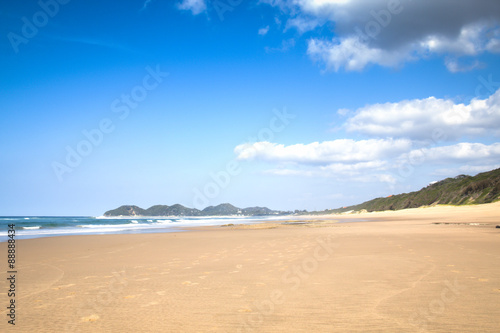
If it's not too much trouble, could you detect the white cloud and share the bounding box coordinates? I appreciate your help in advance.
[258,25,270,35]
[177,0,206,15]
[307,35,413,71]
[444,58,483,73]
[263,160,396,184]
[141,0,155,11]
[308,22,500,72]
[234,138,412,164]
[262,0,500,71]
[264,168,314,176]
[251,141,500,184]
[403,142,500,164]
[234,137,500,192]
[266,160,387,176]
[434,164,500,177]
[337,108,350,116]
[345,88,500,140]
[286,16,322,33]
[486,38,500,53]
[419,23,485,56]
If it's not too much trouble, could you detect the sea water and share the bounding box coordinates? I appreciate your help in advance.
[0,215,288,241]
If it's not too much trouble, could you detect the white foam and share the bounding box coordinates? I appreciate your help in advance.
[0,215,296,241]
[155,220,173,224]
[77,223,149,229]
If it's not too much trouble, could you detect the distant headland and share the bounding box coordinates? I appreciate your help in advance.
[104,168,500,217]
[103,203,289,217]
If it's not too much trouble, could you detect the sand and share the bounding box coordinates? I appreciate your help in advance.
[1,203,499,332]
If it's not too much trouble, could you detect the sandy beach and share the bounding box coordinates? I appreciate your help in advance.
[1,203,499,332]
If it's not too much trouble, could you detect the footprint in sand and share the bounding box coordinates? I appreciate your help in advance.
[52,284,75,290]
[182,281,199,286]
[81,314,99,322]
[238,308,252,313]
[141,301,159,308]
[134,278,151,281]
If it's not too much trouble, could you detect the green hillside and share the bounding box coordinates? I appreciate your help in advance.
[202,203,241,216]
[322,168,500,214]
[103,205,146,216]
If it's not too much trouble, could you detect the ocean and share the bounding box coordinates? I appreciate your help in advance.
[0,215,288,241]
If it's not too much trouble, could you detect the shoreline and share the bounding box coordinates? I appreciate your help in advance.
[4,201,500,242]
[1,202,499,332]
[0,215,299,242]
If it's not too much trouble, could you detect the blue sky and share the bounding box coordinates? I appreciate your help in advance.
[1,0,500,215]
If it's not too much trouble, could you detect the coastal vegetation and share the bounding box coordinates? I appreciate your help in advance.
[104,168,500,216]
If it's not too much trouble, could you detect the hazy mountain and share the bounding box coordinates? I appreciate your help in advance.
[201,203,241,216]
[104,203,283,217]
[103,205,146,216]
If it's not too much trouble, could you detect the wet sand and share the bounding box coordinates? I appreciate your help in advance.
[1,203,499,332]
